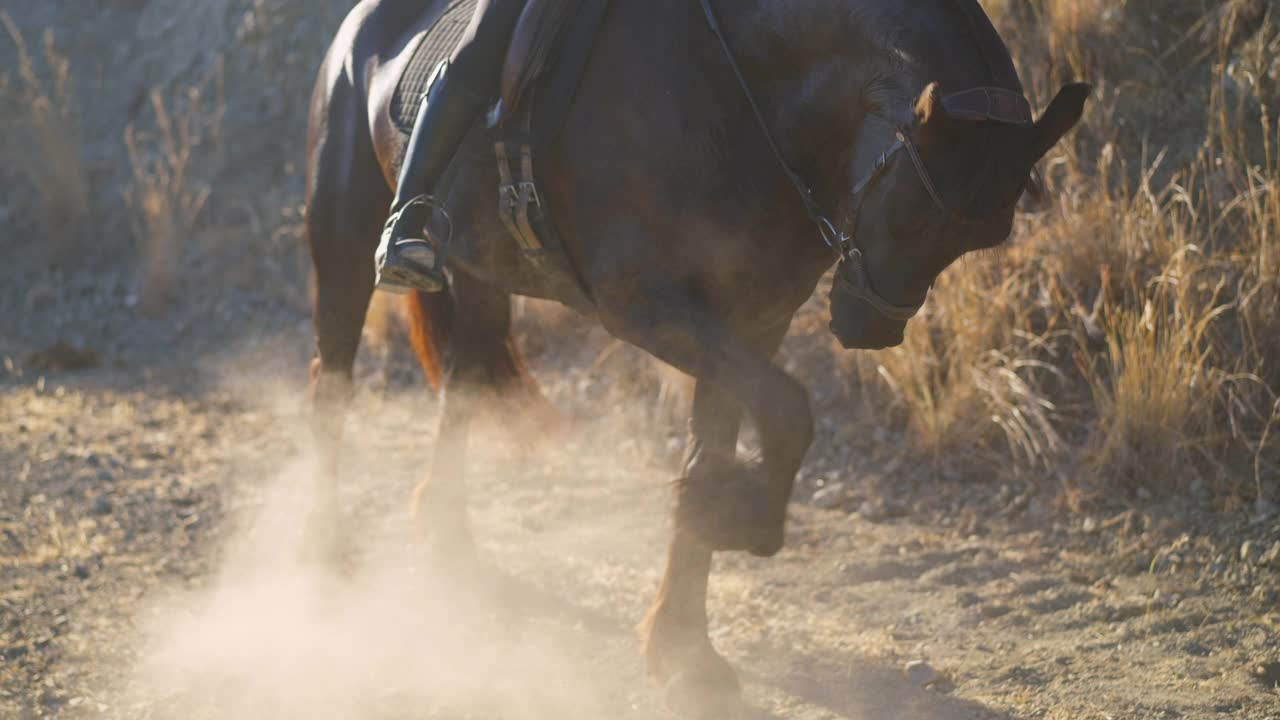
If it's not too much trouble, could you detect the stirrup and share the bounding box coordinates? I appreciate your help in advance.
[376,196,451,294]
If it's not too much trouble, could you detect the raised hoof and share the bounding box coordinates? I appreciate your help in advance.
[676,459,787,557]
[661,659,743,720]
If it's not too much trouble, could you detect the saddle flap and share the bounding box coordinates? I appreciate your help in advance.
[496,0,589,124]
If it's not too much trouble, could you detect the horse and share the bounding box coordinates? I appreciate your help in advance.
[304,0,1088,715]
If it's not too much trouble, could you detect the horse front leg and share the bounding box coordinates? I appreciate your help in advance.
[604,295,808,716]
[676,349,814,557]
[642,381,744,717]
[676,332,813,558]
[604,297,812,553]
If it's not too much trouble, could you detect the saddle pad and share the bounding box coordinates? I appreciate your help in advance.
[390,0,480,133]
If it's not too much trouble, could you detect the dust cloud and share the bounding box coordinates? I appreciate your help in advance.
[116,378,667,720]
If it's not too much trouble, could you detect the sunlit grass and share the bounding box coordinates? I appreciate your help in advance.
[847,1,1280,502]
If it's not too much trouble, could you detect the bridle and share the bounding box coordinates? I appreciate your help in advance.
[698,0,1035,322]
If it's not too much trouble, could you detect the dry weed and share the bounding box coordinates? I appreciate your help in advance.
[124,59,226,311]
[0,13,87,258]
[847,2,1280,502]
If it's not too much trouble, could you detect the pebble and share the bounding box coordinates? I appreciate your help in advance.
[979,604,1012,619]
[811,483,848,510]
[73,563,91,580]
[1241,541,1259,564]
[1252,661,1280,687]
[1189,478,1209,500]
[859,499,906,522]
[903,660,949,691]
[1183,641,1211,657]
[91,494,113,516]
[1082,516,1099,533]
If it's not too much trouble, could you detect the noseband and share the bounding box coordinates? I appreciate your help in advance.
[699,0,1034,321]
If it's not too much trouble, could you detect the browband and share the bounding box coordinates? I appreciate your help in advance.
[942,87,1034,125]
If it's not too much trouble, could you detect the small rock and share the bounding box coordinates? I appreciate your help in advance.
[2,645,28,661]
[979,604,1012,619]
[1082,516,1099,533]
[859,499,906,523]
[1189,478,1209,500]
[1184,641,1211,657]
[1251,661,1280,688]
[812,483,848,510]
[25,283,54,309]
[903,660,950,691]
[73,563,91,580]
[91,494,113,516]
[1241,541,1259,564]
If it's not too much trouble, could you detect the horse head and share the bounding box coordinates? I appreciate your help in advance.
[828,81,1091,350]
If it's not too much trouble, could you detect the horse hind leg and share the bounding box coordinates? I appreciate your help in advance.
[404,271,535,564]
[304,103,388,561]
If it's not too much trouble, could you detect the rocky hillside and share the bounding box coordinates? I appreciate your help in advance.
[1,0,349,264]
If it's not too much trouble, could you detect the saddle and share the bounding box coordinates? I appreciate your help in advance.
[391,0,611,311]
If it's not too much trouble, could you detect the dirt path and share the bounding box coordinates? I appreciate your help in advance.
[2,337,1279,720]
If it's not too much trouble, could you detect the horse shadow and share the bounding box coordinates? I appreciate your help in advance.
[739,658,1018,720]
[491,571,1020,720]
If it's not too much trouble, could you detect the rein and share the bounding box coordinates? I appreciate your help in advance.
[697,0,1034,320]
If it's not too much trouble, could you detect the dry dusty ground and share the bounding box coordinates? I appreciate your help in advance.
[2,294,1279,720]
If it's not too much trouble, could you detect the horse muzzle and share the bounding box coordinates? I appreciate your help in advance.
[828,259,922,350]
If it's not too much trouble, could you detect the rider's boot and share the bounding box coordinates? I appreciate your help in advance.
[376,65,489,294]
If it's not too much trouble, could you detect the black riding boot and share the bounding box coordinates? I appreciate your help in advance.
[376,65,489,293]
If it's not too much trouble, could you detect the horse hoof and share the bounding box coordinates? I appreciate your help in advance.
[662,663,743,720]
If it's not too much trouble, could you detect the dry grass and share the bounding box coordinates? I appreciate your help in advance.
[0,13,87,259]
[124,59,225,311]
[843,1,1280,504]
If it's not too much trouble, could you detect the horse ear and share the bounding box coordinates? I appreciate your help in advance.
[914,82,943,124]
[913,82,962,139]
[1027,82,1092,161]
[913,83,949,126]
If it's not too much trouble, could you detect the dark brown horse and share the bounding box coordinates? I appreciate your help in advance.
[305,0,1088,715]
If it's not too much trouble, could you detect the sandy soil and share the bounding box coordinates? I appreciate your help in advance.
[3,1,1278,717]
[2,293,1278,720]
